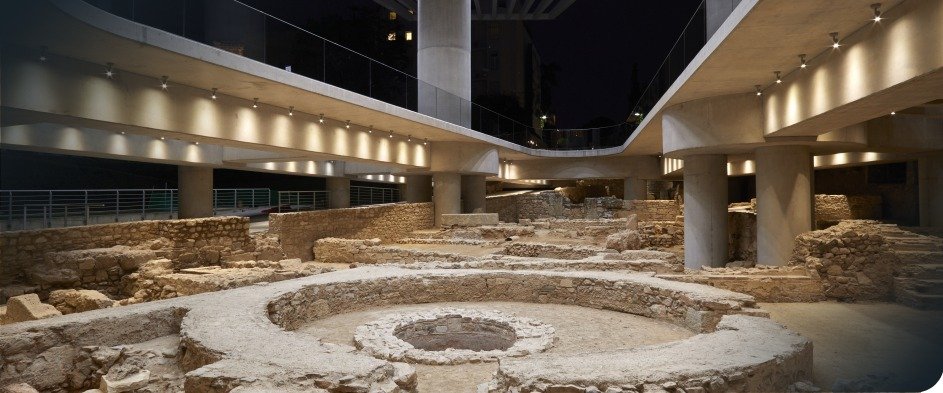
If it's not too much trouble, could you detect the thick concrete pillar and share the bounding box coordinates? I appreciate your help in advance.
[327,177,350,209]
[919,153,943,227]
[178,166,213,218]
[418,0,471,126]
[683,154,728,269]
[461,175,487,213]
[756,145,813,265]
[624,177,647,201]
[405,175,433,202]
[433,172,461,226]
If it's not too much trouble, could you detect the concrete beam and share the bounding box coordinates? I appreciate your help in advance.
[503,156,660,180]
[429,142,499,175]
[764,0,943,137]
[1,123,222,166]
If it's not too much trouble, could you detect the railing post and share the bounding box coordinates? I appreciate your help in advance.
[141,191,146,220]
[22,205,27,230]
[115,190,120,222]
[83,191,89,225]
[64,204,69,228]
[85,203,91,226]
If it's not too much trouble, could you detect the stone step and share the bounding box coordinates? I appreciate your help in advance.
[895,288,943,310]
[894,251,943,265]
[889,241,943,252]
[898,263,943,279]
[895,277,943,295]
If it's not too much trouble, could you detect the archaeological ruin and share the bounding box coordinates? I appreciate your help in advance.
[2,0,943,392]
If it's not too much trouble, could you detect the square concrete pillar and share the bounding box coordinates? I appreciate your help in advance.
[433,172,461,226]
[461,175,486,213]
[624,177,647,201]
[327,177,350,209]
[405,175,433,202]
[178,166,214,219]
[756,145,813,265]
[683,154,728,269]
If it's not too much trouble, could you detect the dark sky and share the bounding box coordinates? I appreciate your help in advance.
[526,1,704,127]
[245,0,705,127]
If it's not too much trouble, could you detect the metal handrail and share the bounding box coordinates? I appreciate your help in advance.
[350,186,400,207]
[276,190,329,212]
[81,0,709,151]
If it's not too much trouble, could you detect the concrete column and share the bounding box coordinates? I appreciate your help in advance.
[683,154,728,269]
[755,145,813,265]
[418,0,471,127]
[327,177,350,209]
[433,172,461,226]
[624,177,647,201]
[919,153,943,227]
[178,166,213,219]
[405,175,433,202]
[461,175,487,213]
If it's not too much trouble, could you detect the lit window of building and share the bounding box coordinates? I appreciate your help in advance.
[405,31,413,41]
[387,31,397,41]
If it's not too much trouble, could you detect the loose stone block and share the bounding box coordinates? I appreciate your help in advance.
[1,294,61,324]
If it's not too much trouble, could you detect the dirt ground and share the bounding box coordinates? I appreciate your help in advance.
[297,301,694,392]
[761,302,943,392]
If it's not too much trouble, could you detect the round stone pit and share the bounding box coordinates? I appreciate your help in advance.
[354,307,556,365]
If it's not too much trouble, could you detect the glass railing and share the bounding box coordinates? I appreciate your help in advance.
[83,0,706,151]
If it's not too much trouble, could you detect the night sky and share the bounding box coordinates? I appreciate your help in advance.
[244,0,705,127]
[1,0,704,189]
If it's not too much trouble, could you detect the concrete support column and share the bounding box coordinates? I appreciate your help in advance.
[405,175,433,202]
[178,166,213,219]
[919,153,943,227]
[461,175,487,213]
[327,177,351,209]
[624,177,647,201]
[417,0,471,126]
[683,154,728,269]
[755,145,813,265]
[432,172,461,226]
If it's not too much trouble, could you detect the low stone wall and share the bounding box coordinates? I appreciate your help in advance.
[791,220,898,301]
[638,221,684,248]
[485,315,812,393]
[0,217,251,287]
[502,242,604,260]
[815,194,882,228]
[439,213,499,227]
[728,211,758,263]
[660,266,825,302]
[486,191,627,222]
[269,203,434,260]
[626,199,681,222]
[313,238,474,265]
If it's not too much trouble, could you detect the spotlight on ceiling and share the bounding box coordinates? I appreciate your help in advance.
[871,3,883,22]
[799,54,808,69]
[39,46,47,62]
[368,126,373,134]
[423,139,428,146]
[211,88,218,100]
[160,76,169,89]
[830,32,841,49]
[160,136,166,140]
[775,71,782,84]
[252,98,259,108]
[288,106,294,116]
[345,120,351,129]
[389,131,394,138]
[540,115,547,120]
[755,85,762,96]
[319,114,324,123]
[105,62,114,78]
[891,111,896,115]
[407,135,412,142]
[120,131,126,135]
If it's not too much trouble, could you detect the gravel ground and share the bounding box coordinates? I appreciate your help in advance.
[298,301,694,392]
[761,301,943,392]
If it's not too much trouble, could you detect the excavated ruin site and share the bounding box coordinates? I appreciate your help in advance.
[1,191,942,392]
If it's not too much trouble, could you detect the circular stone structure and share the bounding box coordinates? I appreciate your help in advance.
[353,307,555,365]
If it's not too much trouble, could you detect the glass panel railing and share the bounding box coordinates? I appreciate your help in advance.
[83,0,706,151]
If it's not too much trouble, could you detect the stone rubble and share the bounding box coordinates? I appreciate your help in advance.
[1,294,61,324]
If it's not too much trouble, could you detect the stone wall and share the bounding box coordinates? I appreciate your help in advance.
[728,211,758,263]
[814,194,882,228]
[269,203,434,260]
[502,242,604,260]
[486,191,627,222]
[312,238,474,265]
[791,220,898,300]
[0,217,251,287]
[638,221,684,248]
[625,199,681,222]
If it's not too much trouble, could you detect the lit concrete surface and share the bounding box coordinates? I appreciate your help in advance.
[683,154,728,269]
[177,166,214,218]
[755,145,812,266]
[327,177,351,209]
[417,0,471,127]
[761,302,943,391]
[404,175,433,203]
[460,175,486,213]
[432,172,461,226]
